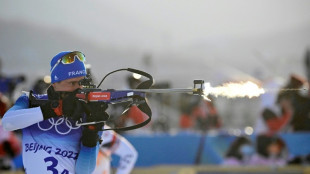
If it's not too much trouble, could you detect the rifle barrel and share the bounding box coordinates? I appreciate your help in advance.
[131,88,195,94]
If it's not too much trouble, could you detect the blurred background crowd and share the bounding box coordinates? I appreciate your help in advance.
[1,0,310,173]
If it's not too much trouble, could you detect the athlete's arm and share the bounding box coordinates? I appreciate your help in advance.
[75,138,101,174]
[2,94,43,131]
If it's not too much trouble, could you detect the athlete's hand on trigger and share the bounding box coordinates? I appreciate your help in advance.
[79,101,109,147]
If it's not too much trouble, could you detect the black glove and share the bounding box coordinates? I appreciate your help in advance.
[80,102,109,147]
[81,127,100,147]
[40,100,59,119]
[40,86,61,120]
[87,102,109,122]
[40,87,82,120]
[62,89,80,118]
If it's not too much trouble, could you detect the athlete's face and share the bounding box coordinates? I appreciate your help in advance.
[52,76,84,92]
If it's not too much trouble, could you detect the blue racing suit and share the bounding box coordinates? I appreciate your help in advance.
[2,92,100,174]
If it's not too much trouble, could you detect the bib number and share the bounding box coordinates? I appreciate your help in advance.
[44,156,69,174]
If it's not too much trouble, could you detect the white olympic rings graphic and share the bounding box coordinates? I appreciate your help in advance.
[37,117,81,135]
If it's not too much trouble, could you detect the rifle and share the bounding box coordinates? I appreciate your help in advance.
[29,68,205,131]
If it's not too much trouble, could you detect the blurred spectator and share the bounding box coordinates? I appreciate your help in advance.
[0,93,11,117]
[285,51,310,164]
[179,112,194,130]
[260,105,292,134]
[179,94,221,132]
[260,50,310,133]
[179,94,196,130]
[257,74,310,134]
[93,125,138,174]
[0,120,22,170]
[150,82,172,133]
[0,58,26,100]
[192,95,221,132]
[31,78,50,94]
[250,134,288,166]
[277,74,310,132]
[0,75,26,99]
[222,136,255,166]
[0,91,22,170]
[254,75,283,134]
[0,58,24,170]
[304,49,310,94]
